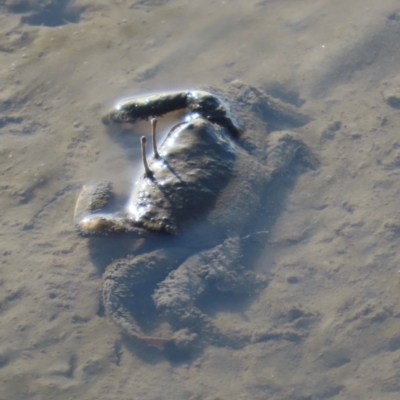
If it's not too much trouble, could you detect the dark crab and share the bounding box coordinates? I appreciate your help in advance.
[74,82,317,350]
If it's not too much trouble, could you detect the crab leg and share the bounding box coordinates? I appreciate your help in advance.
[102,92,188,125]
[102,246,192,348]
[102,90,241,137]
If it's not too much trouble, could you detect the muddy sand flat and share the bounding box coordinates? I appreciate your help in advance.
[1,1,400,399]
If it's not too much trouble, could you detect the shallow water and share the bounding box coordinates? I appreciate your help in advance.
[2,0,400,399]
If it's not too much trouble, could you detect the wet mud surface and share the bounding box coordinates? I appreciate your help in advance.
[2,0,400,399]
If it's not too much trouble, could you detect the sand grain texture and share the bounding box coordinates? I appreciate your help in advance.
[1,0,400,399]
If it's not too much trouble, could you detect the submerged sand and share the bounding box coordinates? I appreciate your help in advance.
[1,0,400,399]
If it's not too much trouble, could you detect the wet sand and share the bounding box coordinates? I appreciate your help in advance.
[1,0,400,399]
